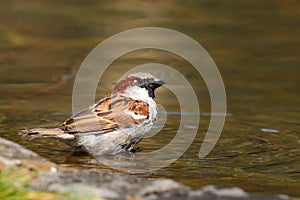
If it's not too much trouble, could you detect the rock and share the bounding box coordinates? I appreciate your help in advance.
[0,137,294,200]
[30,170,188,199]
[0,137,55,170]
[0,137,40,160]
[166,185,291,200]
[140,179,187,197]
[30,170,292,200]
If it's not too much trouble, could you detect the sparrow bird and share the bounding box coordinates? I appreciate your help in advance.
[21,73,164,155]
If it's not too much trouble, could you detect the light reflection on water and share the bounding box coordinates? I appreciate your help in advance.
[0,0,299,197]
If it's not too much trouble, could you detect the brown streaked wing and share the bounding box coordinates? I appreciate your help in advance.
[60,94,150,134]
[99,95,150,125]
[60,96,118,134]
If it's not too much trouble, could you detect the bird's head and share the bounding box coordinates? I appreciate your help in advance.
[113,73,165,99]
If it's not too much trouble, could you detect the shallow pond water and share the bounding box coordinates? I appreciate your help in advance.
[0,0,299,197]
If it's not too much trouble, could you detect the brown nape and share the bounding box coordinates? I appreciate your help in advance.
[113,76,137,93]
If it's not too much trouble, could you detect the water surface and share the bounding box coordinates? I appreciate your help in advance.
[0,0,299,197]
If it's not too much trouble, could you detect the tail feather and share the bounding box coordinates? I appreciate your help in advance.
[20,128,74,140]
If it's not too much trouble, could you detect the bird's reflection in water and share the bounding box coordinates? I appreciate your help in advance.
[61,147,168,174]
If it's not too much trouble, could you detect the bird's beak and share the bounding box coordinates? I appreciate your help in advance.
[153,80,165,88]
[149,80,165,99]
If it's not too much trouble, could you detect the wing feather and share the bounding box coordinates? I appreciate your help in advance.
[60,94,149,135]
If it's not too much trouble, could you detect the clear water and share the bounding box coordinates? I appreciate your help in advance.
[0,0,299,197]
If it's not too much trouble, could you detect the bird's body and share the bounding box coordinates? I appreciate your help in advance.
[21,73,164,155]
